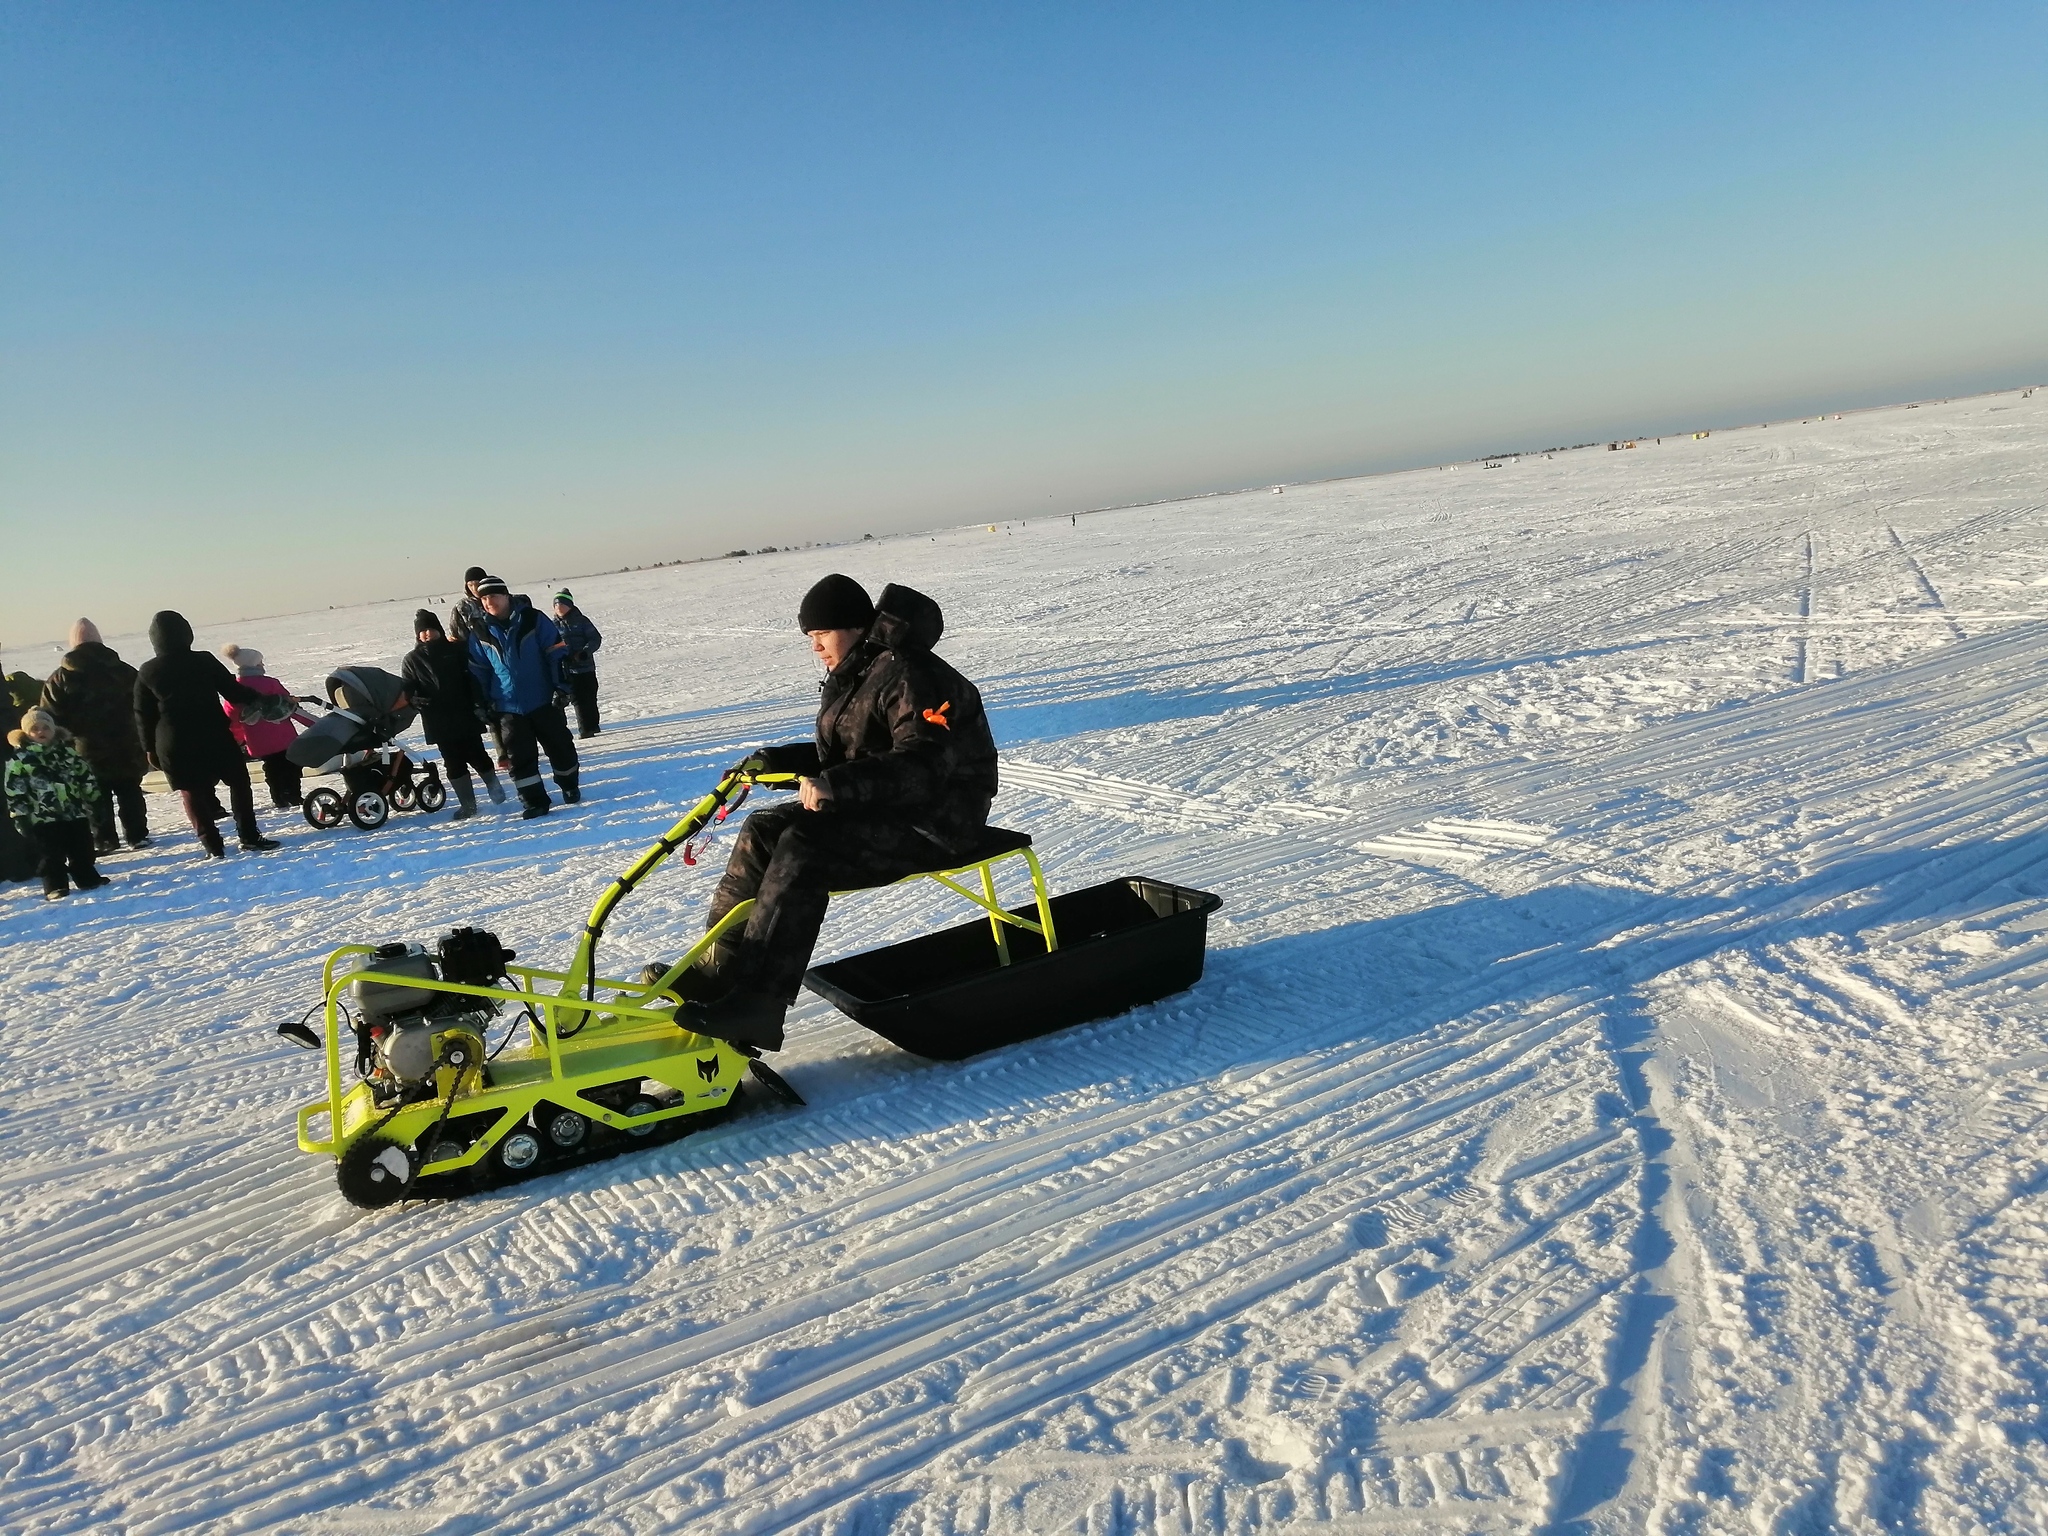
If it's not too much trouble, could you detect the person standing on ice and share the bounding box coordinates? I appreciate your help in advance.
[218,644,316,809]
[463,576,581,819]
[449,564,511,767]
[447,565,490,642]
[550,588,604,738]
[2,658,42,718]
[40,618,151,851]
[5,708,109,899]
[668,574,998,1052]
[403,609,505,820]
[133,611,282,857]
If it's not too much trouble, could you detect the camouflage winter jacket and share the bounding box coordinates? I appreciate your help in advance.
[3,730,101,827]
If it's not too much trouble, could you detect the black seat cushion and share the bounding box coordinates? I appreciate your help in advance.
[911,825,1032,875]
[965,825,1033,860]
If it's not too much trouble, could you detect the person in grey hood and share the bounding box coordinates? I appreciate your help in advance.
[133,611,281,858]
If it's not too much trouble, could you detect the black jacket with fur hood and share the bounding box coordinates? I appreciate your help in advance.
[802,584,998,851]
[42,641,147,783]
[133,611,264,790]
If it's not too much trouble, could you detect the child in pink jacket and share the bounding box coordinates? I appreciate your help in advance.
[219,645,316,808]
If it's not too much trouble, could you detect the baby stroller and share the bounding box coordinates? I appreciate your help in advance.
[287,666,447,830]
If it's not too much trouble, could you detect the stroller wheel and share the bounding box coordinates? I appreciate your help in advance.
[304,787,346,830]
[347,788,390,830]
[389,779,417,811]
[416,777,447,813]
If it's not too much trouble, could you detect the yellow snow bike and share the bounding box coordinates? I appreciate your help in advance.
[286,766,1064,1208]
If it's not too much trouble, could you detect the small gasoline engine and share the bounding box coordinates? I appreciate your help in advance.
[343,927,517,1103]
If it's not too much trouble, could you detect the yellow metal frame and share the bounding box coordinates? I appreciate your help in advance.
[294,766,1059,1179]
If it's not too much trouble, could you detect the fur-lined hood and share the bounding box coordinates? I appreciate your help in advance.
[7,724,76,751]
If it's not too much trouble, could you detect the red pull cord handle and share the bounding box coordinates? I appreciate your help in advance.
[683,780,752,866]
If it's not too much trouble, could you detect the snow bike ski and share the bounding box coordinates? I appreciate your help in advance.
[285,764,1220,1209]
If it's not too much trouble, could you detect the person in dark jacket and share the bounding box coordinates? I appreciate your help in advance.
[0,729,34,883]
[403,609,505,820]
[4,666,41,718]
[5,709,108,899]
[133,611,281,857]
[463,577,580,818]
[551,589,604,738]
[448,566,490,642]
[449,566,509,765]
[41,618,151,851]
[673,575,998,1051]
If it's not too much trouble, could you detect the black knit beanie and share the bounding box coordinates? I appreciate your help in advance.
[797,574,874,633]
[463,565,487,585]
[414,609,445,637]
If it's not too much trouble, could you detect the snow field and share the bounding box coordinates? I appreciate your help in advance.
[2,391,2047,1532]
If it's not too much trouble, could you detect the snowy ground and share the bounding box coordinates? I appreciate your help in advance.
[4,391,2048,1535]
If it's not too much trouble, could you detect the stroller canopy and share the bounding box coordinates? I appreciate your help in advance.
[286,665,418,768]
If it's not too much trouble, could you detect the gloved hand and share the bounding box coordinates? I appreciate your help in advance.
[552,690,572,709]
[739,742,822,778]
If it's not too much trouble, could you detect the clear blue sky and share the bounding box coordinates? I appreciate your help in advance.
[4,3,2044,650]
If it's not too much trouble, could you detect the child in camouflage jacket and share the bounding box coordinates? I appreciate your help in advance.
[4,708,108,899]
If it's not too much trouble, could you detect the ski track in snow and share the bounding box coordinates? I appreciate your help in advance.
[5,394,2048,1533]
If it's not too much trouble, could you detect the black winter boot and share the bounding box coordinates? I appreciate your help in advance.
[638,956,733,1004]
[451,778,478,821]
[233,799,277,850]
[677,988,787,1052]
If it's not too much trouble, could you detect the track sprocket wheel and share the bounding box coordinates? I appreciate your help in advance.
[336,1136,417,1209]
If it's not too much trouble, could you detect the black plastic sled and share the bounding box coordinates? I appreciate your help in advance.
[804,876,1223,1061]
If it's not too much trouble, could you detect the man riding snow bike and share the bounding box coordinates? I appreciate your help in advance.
[661,575,999,1053]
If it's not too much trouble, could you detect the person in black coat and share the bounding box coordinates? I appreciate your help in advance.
[674,576,999,1051]
[551,589,604,737]
[133,611,280,857]
[41,618,151,851]
[0,731,35,882]
[401,610,505,820]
